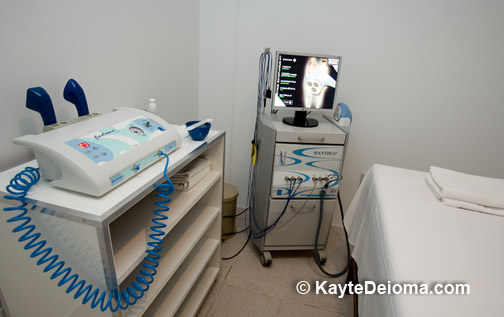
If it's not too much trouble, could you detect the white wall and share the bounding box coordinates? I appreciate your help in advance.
[199,0,504,212]
[0,0,200,171]
[2,0,503,210]
[199,0,239,181]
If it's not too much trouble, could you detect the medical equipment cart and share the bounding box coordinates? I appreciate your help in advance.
[252,112,348,266]
[0,130,225,316]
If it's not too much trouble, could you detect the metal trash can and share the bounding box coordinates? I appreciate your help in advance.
[222,183,238,238]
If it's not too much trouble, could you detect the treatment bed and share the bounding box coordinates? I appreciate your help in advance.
[344,164,504,316]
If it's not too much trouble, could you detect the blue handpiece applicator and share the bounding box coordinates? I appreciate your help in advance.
[63,79,89,117]
[26,87,57,126]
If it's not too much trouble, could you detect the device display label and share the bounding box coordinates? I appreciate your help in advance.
[65,116,166,165]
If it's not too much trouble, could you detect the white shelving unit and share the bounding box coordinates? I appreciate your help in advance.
[111,171,221,283]
[0,130,225,317]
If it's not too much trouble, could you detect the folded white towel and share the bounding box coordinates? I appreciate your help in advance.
[172,166,210,191]
[426,173,504,216]
[429,166,504,209]
[425,173,442,200]
[426,167,504,216]
[442,197,504,217]
[174,157,210,178]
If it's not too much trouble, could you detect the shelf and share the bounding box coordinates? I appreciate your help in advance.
[111,171,221,282]
[175,266,219,316]
[119,205,220,315]
[144,242,220,316]
[0,131,224,317]
[123,237,219,317]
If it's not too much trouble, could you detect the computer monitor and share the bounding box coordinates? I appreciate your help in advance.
[272,51,341,127]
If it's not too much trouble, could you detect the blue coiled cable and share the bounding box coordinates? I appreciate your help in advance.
[2,152,173,312]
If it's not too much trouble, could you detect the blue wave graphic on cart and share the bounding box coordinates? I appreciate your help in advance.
[275,154,302,167]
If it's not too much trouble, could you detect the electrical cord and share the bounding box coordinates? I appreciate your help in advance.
[221,226,249,237]
[222,230,251,260]
[249,179,302,239]
[2,153,174,312]
[313,182,351,278]
[246,51,272,231]
[223,51,273,261]
[274,180,318,230]
[222,207,249,218]
[257,51,272,113]
[223,179,303,261]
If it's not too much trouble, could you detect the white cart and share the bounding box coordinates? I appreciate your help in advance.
[0,131,224,317]
[252,112,348,266]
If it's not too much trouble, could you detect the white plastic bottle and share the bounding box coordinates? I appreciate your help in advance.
[147,98,157,115]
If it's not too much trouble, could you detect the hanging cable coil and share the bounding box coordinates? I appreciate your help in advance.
[2,152,173,312]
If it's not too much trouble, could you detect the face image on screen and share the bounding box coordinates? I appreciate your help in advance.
[273,53,340,110]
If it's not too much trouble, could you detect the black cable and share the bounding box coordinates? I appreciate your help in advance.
[222,230,251,260]
[221,226,249,237]
[274,181,318,230]
[313,184,351,278]
[223,207,249,218]
[249,179,301,239]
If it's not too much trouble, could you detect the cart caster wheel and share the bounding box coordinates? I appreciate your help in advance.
[318,250,327,265]
[260,252,272,267]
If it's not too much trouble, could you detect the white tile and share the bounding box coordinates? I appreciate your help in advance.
[277,299,343,317]
[205,284,281,317]
[198,226,354,316]
[196,281,223,317]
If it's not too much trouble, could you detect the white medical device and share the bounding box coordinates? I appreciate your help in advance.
[333,102,352,127]
[14,107,181,196]
[271,143,344,198]
[323,102,352,131]
[251,111,348,266]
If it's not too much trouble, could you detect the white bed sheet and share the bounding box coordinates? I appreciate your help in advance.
[344,164,504,317]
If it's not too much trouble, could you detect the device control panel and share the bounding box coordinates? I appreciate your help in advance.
[65,116,166,165]
[271,143,343,198]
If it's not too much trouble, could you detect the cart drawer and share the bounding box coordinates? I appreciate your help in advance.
[264,198,336,247]
[276,130,346,144]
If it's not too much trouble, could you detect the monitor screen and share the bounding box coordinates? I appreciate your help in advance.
[272,52,341,127]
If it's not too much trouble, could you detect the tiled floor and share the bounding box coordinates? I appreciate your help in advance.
[197,214,354,316]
